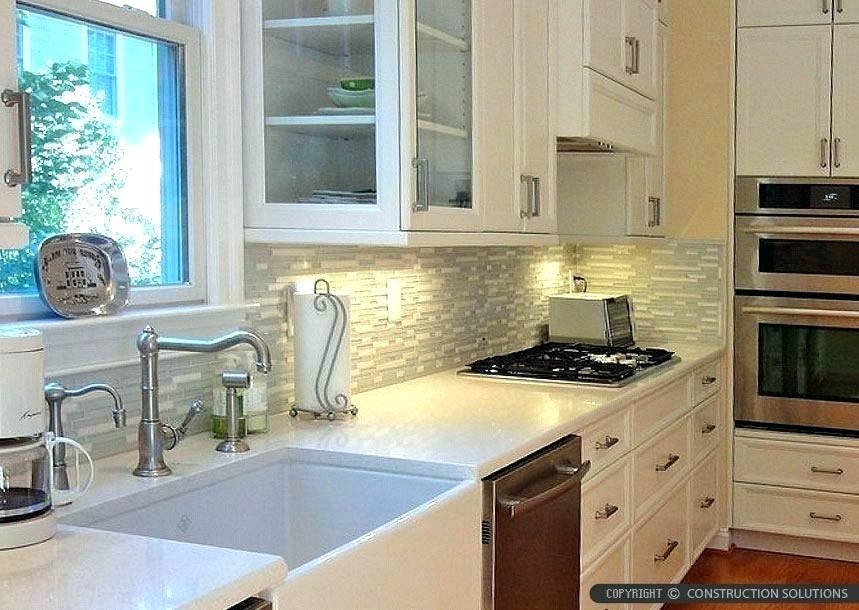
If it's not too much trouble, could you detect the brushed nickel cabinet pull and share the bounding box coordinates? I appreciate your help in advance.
[595,435,620,451]
[700,496,716,509]
[701,423,717,435]
[531,176,541,218]
[655,453,680,472]
[810,511,842,522]
[595,503,619,520]
[654,538,679,562]
[702,375,717,385]
[834,137,842,168]
[821,137,829,168]
[811,466,844,475]
[625,36,636,74]
[2,89,32,188]
[412,158,430,212]
[837,0,843,12]
[520,175,533,219]
[824,0,831,14]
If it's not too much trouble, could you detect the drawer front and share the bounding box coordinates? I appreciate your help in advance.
[632,485,689,584]
[633,416,691,519]
[689,452,719,558]
[582,458,632,566]
[581,537,630,610]
[691,360,721,406]
[735,436,859,494]
[632,378,690,445]
[734,483,859,544]
[691,396,720,462]
[582,408,631,478]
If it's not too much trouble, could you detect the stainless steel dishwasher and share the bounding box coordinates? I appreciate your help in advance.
[482,435,590,610]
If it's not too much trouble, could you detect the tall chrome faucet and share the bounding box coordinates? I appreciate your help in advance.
[134,325,273,477]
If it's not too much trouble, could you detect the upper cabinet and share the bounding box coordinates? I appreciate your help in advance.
[556,0,657,155]
[241,0,556,245]
[737,0,859,26]
[0,0,28,248]
[736,17,859,177]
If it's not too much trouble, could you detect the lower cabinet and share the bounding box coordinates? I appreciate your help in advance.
[581,538,630,610]
[689,452,719,558]
[631,484,689,585]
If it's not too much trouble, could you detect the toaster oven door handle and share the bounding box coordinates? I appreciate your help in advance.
[742,226,859,237]
[741,306,859,319]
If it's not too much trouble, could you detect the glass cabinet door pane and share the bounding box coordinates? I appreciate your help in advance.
[262,0,378,207]
[414,0,473,209]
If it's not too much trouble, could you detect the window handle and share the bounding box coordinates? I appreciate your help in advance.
[2,89,33,188]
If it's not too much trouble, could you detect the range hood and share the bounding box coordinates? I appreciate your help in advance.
[556,137,616,153]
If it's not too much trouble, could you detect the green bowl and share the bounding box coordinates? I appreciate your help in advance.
[339,77,374,91]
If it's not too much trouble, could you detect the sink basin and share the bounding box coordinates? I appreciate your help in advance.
[65,450,482,608]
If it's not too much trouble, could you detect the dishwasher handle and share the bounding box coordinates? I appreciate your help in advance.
[497,460,591,519]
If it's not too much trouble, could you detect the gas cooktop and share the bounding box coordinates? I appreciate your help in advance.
[460,342,678,387]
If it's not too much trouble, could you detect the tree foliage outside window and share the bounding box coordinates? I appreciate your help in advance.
[0,61,161,292]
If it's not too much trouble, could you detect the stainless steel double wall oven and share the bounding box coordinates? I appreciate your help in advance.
[735,177,859,435]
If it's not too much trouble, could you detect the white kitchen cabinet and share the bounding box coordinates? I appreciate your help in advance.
[0,0,28,248]
[555,0,656,155]
[831,24,859,176]
[736,25,832,176]
[637,20,667,237]
[737,0,833,27]
[478,0,556,234]
[836,0,859,22]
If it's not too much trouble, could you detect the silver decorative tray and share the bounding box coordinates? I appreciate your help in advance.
[36,233,130,318]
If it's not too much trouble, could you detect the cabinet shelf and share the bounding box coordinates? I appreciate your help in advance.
[417,119,468,139]
[266,114,375,138]
[265,15,375,56]
[416,22,468,52]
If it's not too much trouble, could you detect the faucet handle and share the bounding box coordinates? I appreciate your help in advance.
[162,400,204,450]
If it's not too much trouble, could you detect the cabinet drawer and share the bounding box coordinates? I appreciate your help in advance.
[582,458,632,567]
[691,396,720,462]
[582,408,631,478]
[632,485,689,584]
[734,483,859,544]
[581,537,630,610]
[691,360,720,406]
[735,436,859,494]
[632,377,689,445]
[689,452,719,558]
[633,416,690,519]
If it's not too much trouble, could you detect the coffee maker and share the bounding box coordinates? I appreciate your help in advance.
[0,329,93,549]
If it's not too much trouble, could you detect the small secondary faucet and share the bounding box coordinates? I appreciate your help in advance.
[44,382,125,491]
[134,325,272,477]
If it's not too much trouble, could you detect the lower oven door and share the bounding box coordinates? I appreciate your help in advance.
[482,435,590,610]
[735,295,859,434]
[735,215,859,295]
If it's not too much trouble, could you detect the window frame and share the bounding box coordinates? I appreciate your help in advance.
[1,0,207,321]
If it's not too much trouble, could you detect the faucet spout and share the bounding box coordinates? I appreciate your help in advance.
[155,330,273,374]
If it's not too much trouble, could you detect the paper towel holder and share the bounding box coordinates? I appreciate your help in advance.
[289,278,358,421]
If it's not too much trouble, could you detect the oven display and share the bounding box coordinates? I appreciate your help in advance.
[811,186,851,209]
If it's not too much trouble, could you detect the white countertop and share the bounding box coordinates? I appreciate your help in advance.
[0,525,286,610]
[4,339,723,610]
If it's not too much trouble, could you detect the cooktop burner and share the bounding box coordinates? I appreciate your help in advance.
[461,343,677,386]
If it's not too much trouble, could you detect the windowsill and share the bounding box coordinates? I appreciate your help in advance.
[3,302,259,376]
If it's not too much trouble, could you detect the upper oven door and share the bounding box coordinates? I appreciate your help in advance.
[735,215,859,295]
[736,177,859,216]
[735,295,859,434]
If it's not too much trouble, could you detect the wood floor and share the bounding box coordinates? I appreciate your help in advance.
[665,548,859,610]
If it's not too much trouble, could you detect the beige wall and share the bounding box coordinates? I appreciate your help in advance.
[666,0,732,241]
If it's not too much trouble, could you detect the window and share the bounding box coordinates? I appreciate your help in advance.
[1,0,202,317]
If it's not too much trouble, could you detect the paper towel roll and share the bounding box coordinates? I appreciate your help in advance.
[293,291,351,413]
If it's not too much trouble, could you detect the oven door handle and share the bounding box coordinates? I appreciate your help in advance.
[497,460,591,519]
[741,306,859,319]
[742,226,859,237]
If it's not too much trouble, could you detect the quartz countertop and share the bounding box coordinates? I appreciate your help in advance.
[5,339,723,610]
[0,525,286,610]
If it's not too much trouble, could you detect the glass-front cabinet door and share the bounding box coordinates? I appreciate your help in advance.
[242,0,401,234]
[401,0,481,232]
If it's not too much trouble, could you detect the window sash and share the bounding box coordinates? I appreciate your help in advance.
[1,0,205,321]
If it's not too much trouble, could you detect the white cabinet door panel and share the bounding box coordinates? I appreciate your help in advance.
[0,0,23,220]
[622,0,657,100]
[737,0,833,26]
[835,0,859,22]
[832,24,859,176]
[584,0,625,83]
[736,26,832,176]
